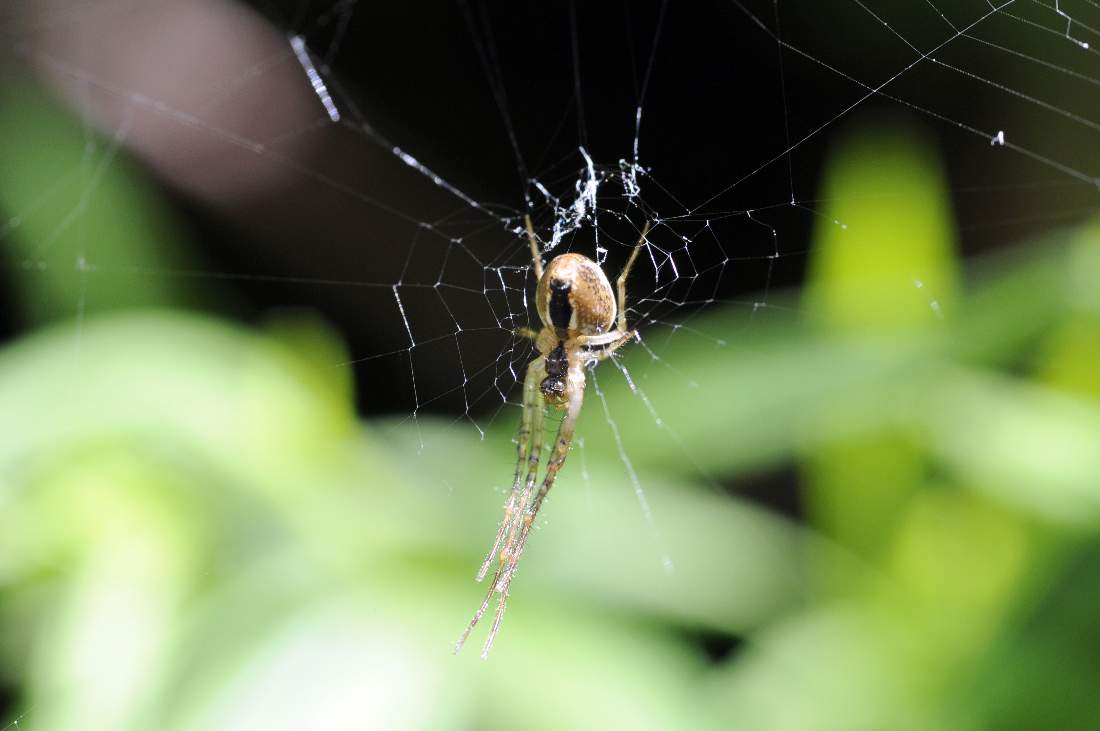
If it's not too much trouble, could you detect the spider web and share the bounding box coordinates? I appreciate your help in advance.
[2,0,1099,577]
[1,5,1097,446]
[0,709,30,731]
[3,0,1100,723]
[2,0,1100,633]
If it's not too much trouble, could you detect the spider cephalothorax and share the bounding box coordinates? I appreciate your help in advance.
[455,215,650,658]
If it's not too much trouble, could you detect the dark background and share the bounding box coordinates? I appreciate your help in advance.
[5,0,1098,420]
[191,0,1100,415]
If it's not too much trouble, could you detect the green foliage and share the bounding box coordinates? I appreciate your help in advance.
[2,97,1099,730]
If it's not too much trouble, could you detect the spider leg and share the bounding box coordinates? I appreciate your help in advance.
[591,330,637,363]
[525,214,544,280]
[572,328,638,371]
[616,221,650,332]
[481,364,586,658]
[454,567,499,655]
[475,355,544,581]
[500,376,546,569]
[514,327,539,341]
[455,359,547,655]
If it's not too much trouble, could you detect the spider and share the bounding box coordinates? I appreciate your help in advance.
[455,214,651,658]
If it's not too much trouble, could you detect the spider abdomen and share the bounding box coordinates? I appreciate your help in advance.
[536,253,616,336]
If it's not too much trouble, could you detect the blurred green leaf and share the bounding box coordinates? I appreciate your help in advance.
[3,104,1100,731]
[804,120,960,332]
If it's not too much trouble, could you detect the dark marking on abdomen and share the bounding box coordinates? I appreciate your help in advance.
[548,280,573,330]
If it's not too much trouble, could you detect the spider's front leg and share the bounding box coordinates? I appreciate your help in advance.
[455,355,546,654]
[475,355,545,581]
[481,360,586,657]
